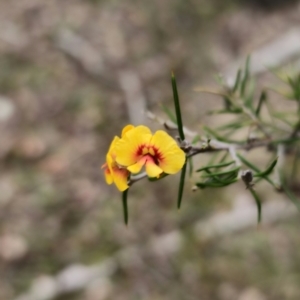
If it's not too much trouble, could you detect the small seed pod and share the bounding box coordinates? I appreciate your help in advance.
[241,170,254,188]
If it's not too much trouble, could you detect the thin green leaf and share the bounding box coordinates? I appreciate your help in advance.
[194,87,226,96]
[196,178,238,189]
[214,73,225,86]
[271,137,300,145]
[256,90,267,116]
[237,154,277,188]
[196,160,235,172]
[216,119,252,131]
[122,189,129,225]
[249,188,262,223]
[267,67,289,83]
[254,157,278,177]
[171,73,185,141]
[200,166,239,185]
[203,126,244,144]
[161,104,177,124]
[237,154,260,172]
[232,69,242,93]
[191,135,201,144]
[219,151,229,163]
[240,55,250,97]
[177,161,187,209]
[272,112,294,127]
[201,166,240,177]
[287,75,296,90]
[244,78,256,110]
[223,95,243,113]
[207,108,243,115]
[266,87,294,100]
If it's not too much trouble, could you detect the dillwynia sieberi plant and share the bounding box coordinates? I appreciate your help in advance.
[103,60,300,224]
[102,124,186,191]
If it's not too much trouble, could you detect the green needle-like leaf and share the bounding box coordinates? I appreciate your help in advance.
[122,190,129,225]
[237,153,260,172]
[253,157,278,178]
[191,135,201,144]
[203,126,244,144]
[249,188,262,223]
[196,160,235,172]
[196,178,238,189]
[271,137,300,145]
[200,166,240,178]
[216,119,252,131]
[171,73,185,141]
[207,108,243,114]
[177,161,187,209]
[188,157,193,177]
[161,104,177,124]
[240,56,250,97]
[232,69,242,93]
[244,78,256,110]
[256,90,267,116]
[287,75,296,90]
[237,154,277,188]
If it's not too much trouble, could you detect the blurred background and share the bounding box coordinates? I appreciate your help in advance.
[1,0,300,299]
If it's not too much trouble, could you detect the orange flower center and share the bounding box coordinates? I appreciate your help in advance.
[136,144,163,165]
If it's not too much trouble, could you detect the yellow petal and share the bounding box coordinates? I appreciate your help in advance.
[150,130,185,174]
[104,168,113,184]
[115,126,152,166]
[121,124,135,137]
[107,136,120,159]
[112,168,129,191]
[127,157,146,174]
[103,134,130,191]
[145,159,163,178]
[106,153,114,171]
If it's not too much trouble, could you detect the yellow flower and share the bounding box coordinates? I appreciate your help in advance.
[115,125,186,178]
[102,125,134,191]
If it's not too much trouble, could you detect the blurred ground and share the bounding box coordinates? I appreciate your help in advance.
[1,0,300,299]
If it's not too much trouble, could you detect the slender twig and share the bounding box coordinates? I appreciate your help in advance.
[128,172,148,186]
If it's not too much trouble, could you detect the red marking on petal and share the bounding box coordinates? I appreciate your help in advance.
[149,146,164,164]
[136,144,147,156]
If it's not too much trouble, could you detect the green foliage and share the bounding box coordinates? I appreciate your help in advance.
[122,189,129,225]
[122,58,300,224]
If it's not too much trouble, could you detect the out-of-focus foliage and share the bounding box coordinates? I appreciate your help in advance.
[0,0,300,300]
